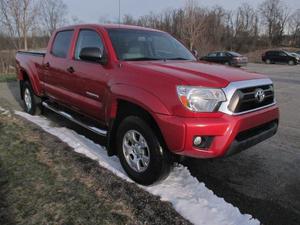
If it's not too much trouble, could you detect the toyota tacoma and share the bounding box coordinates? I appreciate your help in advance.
[16,24,279,185]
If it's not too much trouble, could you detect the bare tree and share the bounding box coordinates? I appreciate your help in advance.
[233,3,260,51]
[123,14,137,25]
[182,0,206,50]
[288,9,300,46]
[0,0,39,50]
[259,0,290,46]
[40,0,68,37]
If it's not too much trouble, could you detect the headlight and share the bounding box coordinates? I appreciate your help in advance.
[177,86,226,112]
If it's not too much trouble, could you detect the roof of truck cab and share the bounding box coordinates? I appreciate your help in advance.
[57,24,164,33]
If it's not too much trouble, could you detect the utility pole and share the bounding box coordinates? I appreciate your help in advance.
[118,0,121,25]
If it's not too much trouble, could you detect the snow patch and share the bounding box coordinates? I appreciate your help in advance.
[0,106,10,115]
[15,111,260,225]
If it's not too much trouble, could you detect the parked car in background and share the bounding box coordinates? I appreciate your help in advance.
[200,51,248,67]
[262,50,299,65]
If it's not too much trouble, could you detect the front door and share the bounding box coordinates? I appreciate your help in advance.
[69,29,109,123]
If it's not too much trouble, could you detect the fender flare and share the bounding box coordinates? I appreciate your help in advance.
[18,64,42,96]
[109,84,171,117]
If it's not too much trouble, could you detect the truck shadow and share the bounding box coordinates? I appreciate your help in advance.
[6,81,23,109]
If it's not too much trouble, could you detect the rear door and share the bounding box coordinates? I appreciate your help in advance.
[68,29,109,122]
[43,30,76,105]
[205,52,218,63]
[278,51,288,63]
[266,51,275,62]
[217,52,230,64]
[272,51,283,63]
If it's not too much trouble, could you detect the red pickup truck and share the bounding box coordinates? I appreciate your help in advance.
[16,24,279,185]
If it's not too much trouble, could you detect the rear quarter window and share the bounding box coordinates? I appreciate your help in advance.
[208,52,217,57]
[51,30,74,58]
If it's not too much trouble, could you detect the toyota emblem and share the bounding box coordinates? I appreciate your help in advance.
[255,89,265,103]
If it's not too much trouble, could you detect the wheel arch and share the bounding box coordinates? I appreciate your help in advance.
[107,99,168,157]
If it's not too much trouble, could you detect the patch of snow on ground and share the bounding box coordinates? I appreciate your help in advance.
[0,106,10,115]
[15,111,260,225]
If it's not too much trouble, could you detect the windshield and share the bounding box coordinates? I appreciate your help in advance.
[228,51,242,57]
[289,52,299,57]
[107,28,196,61]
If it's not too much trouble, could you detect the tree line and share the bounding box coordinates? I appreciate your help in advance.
[0,0,68,74]
[0,0,300,74]
[123,0,300,54]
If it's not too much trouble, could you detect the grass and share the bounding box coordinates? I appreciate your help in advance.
[0,111,189,225]
[0,74,17,83]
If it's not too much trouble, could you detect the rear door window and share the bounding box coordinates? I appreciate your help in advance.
[208,52,217,57]
[279,51,287,57]
[51,30,74,58]
[217,52,226,57]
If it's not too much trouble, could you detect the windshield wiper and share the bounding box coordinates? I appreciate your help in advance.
[124,57,162,61]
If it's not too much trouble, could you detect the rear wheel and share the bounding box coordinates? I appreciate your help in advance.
[266,59,271,64]
[288,60,295,65]
[116,116,171,185]
[22,81,42,115]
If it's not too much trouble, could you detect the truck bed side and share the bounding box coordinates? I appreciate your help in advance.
[16,51,46,97]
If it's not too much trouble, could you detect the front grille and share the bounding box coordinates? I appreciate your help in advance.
[228,85,275,113]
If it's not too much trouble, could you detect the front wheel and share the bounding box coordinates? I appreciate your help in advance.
[22,81,41,115]
[116,116,171,185]
[288,60,295,65]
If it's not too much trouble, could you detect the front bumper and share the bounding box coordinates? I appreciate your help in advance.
[155,105,279,159]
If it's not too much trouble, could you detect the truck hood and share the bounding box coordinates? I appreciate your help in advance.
[125,61,266,88]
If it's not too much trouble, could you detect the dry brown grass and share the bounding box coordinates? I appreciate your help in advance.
[0,110,190,225]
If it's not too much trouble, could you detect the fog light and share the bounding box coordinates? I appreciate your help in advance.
[193,136,214,150]
[193,136,202,146]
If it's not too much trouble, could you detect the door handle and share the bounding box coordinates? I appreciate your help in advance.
[67,66,75,73]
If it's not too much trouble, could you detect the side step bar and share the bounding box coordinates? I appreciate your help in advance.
[42,102,108,137]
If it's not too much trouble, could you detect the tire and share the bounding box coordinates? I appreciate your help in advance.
[288,60,295,66]
[266,59,271,64]
[116,116,171,185]
[224,62,230,66]
[22,81,42,115]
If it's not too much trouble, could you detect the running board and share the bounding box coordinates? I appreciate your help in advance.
[42,102,108,137]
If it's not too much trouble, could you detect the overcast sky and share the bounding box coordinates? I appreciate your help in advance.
[63,0,300,23]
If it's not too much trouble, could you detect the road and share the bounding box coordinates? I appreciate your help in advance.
[0,63,299,225]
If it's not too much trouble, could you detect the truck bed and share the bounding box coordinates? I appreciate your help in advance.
[16,50,46,93]
[17,50,46,57]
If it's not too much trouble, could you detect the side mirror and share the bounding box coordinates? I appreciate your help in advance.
[79,47,107,65]
[191,49,199,59]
